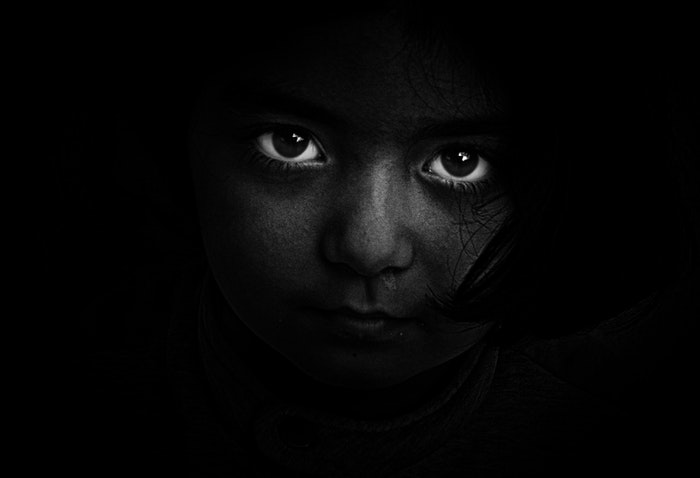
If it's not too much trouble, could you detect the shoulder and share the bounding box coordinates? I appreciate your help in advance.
[486,271,699,475]
[509,272,698,407]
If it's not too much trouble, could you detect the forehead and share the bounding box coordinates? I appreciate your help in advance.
[207,16,507,135]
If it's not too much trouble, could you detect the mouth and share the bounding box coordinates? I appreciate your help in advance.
[303,306,416,344]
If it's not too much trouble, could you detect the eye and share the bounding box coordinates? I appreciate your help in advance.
[256,127,323,162]
[424,145,490,183]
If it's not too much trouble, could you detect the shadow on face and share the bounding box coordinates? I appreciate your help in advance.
[189,11,512,389]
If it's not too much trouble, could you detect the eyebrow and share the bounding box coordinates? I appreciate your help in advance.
[220,83,346,127]
[411,117,511,140]
[220,81,509,138]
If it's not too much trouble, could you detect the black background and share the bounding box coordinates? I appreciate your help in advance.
[31,9,700,476]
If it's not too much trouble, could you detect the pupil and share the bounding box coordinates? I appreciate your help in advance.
[442,149,478,177]
[272,130,309,158]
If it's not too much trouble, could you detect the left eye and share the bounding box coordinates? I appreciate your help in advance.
[425,146,489,183]
[256,127,323,162]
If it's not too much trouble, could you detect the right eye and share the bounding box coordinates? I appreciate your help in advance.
[256,127,324,163]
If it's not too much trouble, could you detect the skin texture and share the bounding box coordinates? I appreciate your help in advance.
[189,15,511,414]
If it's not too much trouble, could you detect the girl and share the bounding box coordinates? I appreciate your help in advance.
[50,4,698,477]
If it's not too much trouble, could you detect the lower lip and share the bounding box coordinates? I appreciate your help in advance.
[304,309,415,344]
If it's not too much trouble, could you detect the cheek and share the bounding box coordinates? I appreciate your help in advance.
[199,173,323,300]
[419,196,511,292]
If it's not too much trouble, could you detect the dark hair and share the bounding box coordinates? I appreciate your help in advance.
[377,6,698,338]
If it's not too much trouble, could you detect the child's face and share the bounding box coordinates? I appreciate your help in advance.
[190,16,511,389]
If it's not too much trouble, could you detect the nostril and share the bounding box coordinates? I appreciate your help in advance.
[322,232,414,277]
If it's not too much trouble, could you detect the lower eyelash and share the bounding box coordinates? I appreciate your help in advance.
[250,151,296,173]
[440,176,499,201]
[246,149,326,175]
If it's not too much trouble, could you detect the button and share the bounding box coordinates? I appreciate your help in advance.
[276,415,318,449]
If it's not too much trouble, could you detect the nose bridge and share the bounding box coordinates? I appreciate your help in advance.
[358,163,396,230]
[324,158,414,276]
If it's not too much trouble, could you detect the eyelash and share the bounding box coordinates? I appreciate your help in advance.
[248,149,322,174]
[238,125,500,195]
[234,124,324,176]
[430,174,498,201]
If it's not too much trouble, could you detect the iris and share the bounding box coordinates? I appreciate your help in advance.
[440,148,479,178]
[272,129,311,158]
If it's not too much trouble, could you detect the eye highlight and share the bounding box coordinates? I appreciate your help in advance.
[424,145,490,184]
[256,127,324,163]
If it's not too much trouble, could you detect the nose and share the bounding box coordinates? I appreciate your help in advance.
[321,164,415,277]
